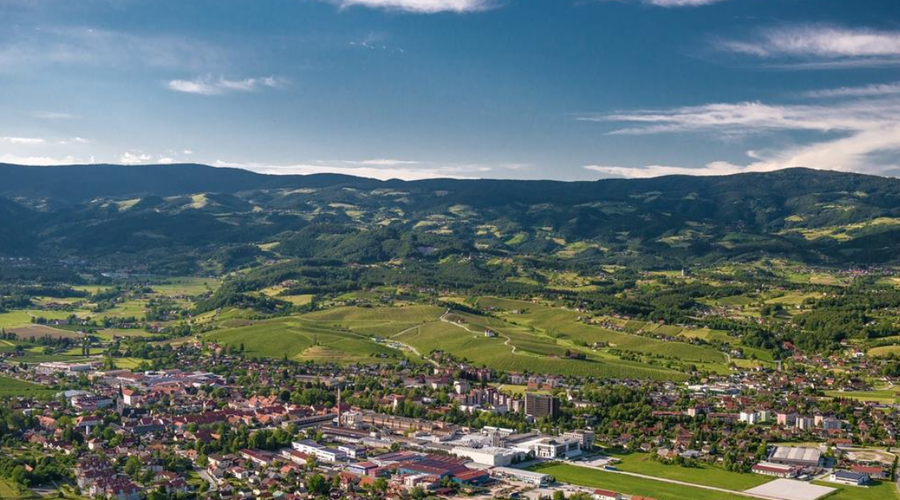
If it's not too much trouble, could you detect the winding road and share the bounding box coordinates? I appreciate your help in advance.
[439,310,519,354]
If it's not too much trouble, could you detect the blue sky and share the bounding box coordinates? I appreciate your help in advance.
[1,0,899,180]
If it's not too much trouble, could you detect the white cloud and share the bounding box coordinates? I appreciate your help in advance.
[33,111,76,120]
[638,0,729,6]
[213,159,505,181]
[585,162,751,179]
[0,154,78,166]
[119,151,152,165]
[1,136,45,145]
[581,93,900,178]
[804,82,900,99]
[0,27,225,73]
[582,100,897,136]
[57,136,90,145]
[341,159,421,166]
[327,0,494,14]
[167,76,285,96]
[719,25,900,67]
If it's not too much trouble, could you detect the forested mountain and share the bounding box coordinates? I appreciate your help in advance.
[2,163,900,273]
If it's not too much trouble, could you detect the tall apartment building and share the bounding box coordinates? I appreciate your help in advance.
[524,392,559,420]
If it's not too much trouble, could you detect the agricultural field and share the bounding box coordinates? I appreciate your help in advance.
[825,387,900,404]
[0,478,37,499]
[204,302,691,379]
[0,310,75,329]
[205,315,406,365]
[810,479,900,500]
[530,463,750,500]
[0,375,56,397]
[149,277,218,296]
[302,305,443,338]
[606,452,774,490]
[5,324,82,340]
[868,345,900,357]
[114,357,150,369]
[475,297,728,365]
[394,311,686,380]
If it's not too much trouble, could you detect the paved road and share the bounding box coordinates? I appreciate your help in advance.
[387,323,439,366]
[197,468,218,492]
[440,310,519,354]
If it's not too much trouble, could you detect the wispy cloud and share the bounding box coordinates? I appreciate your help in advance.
[326,0,496,14]
[804,82,900,99]
[623,0,731,7]
[33,111,77,120]
[718,24,900,68]
[580,93,900,178]
[341,159,421,166]
[1,136,45,145]
[57,136,90,145]
[585,162,751,178]
[213,158,515,181]
[167,76,285,96]
[0,27,225,73]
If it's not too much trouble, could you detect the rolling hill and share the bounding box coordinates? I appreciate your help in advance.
[2,163,900,272]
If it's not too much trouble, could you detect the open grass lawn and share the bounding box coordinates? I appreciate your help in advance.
[531,464,749,500]
[868,345,900,357]
[0,375,56,397]
[825,389,900,404]
[114,357,149,369]
[765,292,822,306]
[6,324,82,340]
[0,310,74,329]
[150,277,218,296]
[280,294,315,306]
[92,299,147,319]
[811,480,900,500]
[94,328,158,340]
[0,478,37,499]
[608,452,774,490]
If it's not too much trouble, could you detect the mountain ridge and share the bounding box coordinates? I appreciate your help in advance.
[2,163,900,271]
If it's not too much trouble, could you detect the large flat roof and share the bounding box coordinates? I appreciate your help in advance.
[771,446,821,463]
[745,479,834,500]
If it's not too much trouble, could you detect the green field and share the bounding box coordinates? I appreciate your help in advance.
[206,315,406,364]
[395,313,686,380]
[811,479,900,500]
[150,277,219,296]
[0,310,75,329]
[205,303,688,378]
[825,389,900,404]
[475,297,728,364]
[0,478,37,499]
[0,375,56,397]
[302,305,443,337]
[114,357,150,369]
[868,345,900,357]
[608,452,773,490]
[92,299,147,319]
[531,463,749,500]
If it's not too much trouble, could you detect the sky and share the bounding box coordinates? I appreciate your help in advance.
[1,0,900,181]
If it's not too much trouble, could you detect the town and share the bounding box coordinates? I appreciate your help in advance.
[0,334,897,500]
